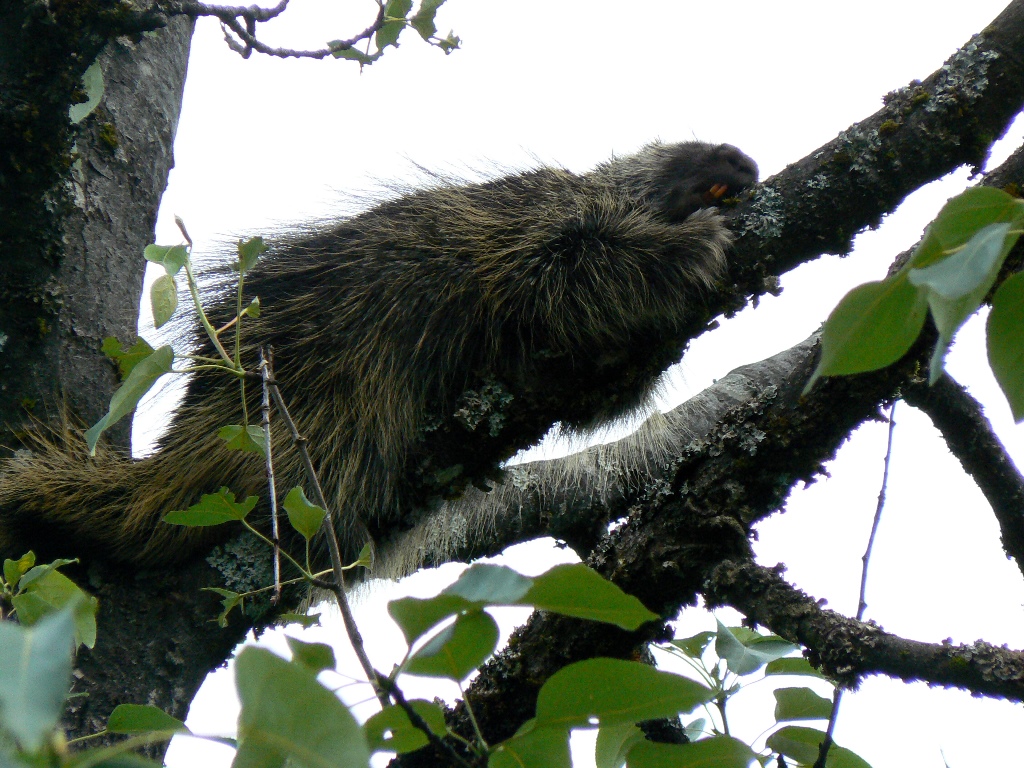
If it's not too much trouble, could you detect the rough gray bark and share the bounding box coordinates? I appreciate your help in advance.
[0,2,184,449]
[55,20,194,443]
[0,5,251,747]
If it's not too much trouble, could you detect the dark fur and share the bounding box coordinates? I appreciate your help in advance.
[0,141,757,572]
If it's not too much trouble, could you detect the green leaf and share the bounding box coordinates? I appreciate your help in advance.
[536,659,713,728]
[11,566,98,649]
[364,700,446,754]
[988,271,1024,421]
[823,746,874,768]
[388,563,530,647]
[668,631,716,659]
[766,726,821,765]
[490,721,571,768]
[773,687,833,722]
[3,552,35,587]
[388,593,474,648]
[69,60,104,124]
[286,637,336,675]
[283,487,327,542]
[163,487,258,526]
[682,717,707,741]
[243,297,261,318]
[86,344,174,454]
[409,0,445,39]
[205,588,243,628]
[150,273,178,329]
[329,45,381,64]
[446,562,534,603]
[595,723,643,768]
[0,604,75,752]
[14,558,77,589]
[236,237,268,274]
[218,424,267,456]
[403,610,499,681]
[435,31,460,53]
[107,704,188,735]
[765,657,829,680]
[909,221,1019,382]
[389,563,655,652]
[279,612,322,629]
[811,186,1024,391]
[626,736,756,768]
[143,244,189,276]
[715,621,799,676]
[807,276,927,390]
[908,186,1024,271]
[767,726,872,768]
[377,0,413,49]
[102,337,156,379]
[351,542,374,570]
[234,647,368,768]
[523,563,658,630]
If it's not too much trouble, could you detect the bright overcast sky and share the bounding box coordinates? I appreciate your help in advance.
[154,2,1024,766]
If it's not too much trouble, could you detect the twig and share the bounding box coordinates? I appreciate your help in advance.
[857,402,897,621]
[158,0,387,60]
[259,359,389,709]
[814,401,897,768]
[259,348,282,604]
[376,675,478,768]
[259,364,469,760]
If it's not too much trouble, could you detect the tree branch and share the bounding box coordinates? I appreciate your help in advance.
[903,374,1024,578]
[704,558,1024,701]
[380,337,823,576]
[722,0,1024,308]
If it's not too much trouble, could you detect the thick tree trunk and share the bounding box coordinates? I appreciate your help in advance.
[0,5,190,449]
[0,6,257,749]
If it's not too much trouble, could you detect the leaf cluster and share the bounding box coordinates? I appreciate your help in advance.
[810,187,1024,419]
[86,235,267,454]
[660,622,870,768]
[330,0,460,65]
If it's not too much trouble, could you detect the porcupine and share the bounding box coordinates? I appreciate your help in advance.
[0,140,758,574]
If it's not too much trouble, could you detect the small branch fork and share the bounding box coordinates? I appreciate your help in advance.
[137,0,388,60]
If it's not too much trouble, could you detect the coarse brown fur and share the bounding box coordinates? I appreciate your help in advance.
[0,141,757,574]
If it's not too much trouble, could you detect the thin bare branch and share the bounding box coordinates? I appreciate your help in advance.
[258,349,282,604]
[259,356,388,709]
[156,0,388,60]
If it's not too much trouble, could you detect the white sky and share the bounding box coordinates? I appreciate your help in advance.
[152,2,1024,766]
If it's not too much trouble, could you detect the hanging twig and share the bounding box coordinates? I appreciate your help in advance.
[257,361,475,764]
[256,357,388,708]
[814,401,897,768]
[259,348,282,604]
